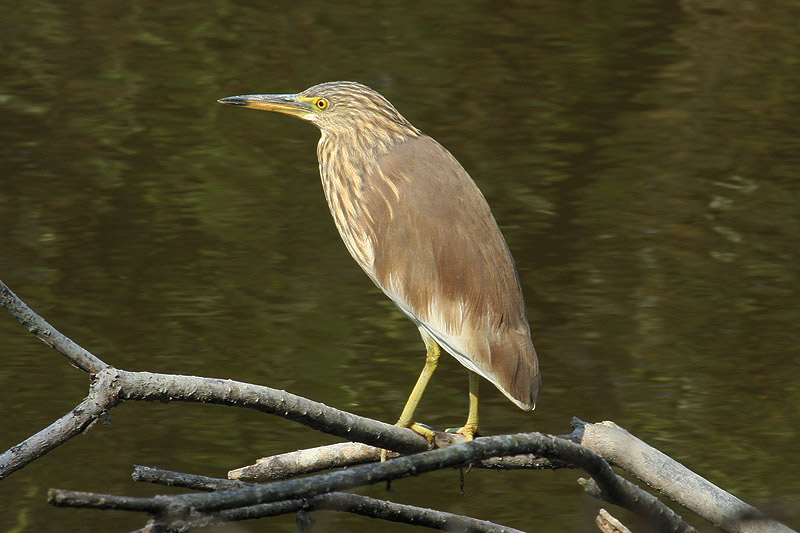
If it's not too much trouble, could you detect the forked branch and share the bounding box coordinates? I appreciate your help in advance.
[1,278,794,533]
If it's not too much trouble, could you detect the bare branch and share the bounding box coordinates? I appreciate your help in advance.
[113,369,429,455]
[230,442,381,482]
[49,432,664,531]
[3,278,793,532]
[136,459,694,533]
[0,279,107,373]
[573,419,794,533]
[293,492,523,533]
[230,443,570,483]
[0,368,121,480]
[1,366,430,479]
[48,434,581,515]
[579,475,696,533]
[133,466,249,491]
[1,277,434,482]
[48,490,164,513]
[2,368,433,481]
[595,508,632,533]
[475,453,569,470]
[130,466,522,532]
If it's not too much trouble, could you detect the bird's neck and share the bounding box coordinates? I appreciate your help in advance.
[320,125,417,160]
[317,128,416,187]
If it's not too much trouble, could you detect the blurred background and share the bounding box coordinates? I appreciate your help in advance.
[1,0,798,531]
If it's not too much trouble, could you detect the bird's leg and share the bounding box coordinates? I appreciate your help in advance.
[447,371,480,440]
[395,336,440,439]
[381,337,440,461]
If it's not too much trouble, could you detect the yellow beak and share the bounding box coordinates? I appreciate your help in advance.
[217,93,312,118]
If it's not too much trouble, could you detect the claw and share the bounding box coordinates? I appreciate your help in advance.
[381,421,437,462]
[445,424,479,441]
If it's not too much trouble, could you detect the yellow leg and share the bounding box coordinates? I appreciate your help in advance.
[447,371,480,440]
[396,335,440,434]
[382,336,440,461]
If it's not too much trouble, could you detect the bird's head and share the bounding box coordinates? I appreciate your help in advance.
[218,81,419,142]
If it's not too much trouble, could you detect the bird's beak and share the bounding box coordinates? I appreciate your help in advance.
[217,93,313,118]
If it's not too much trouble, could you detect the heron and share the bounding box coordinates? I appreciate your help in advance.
[218,81,540,442]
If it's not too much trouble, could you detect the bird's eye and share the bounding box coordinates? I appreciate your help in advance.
[315,98,329,110]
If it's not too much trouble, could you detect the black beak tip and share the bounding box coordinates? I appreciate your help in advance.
[218,96,247,106]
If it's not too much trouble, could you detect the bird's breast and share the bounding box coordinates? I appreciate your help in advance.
[317,137,384,279]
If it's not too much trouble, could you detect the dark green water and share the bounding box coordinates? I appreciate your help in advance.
[1,1,799,531]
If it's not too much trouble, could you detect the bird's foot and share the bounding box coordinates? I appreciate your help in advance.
[409,422,437,443]
[380,422,437,462]
[445,424,479,441]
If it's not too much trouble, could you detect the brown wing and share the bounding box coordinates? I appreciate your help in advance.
[361,135,540,410]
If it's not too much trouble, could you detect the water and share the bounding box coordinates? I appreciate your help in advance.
[1,1,799,531]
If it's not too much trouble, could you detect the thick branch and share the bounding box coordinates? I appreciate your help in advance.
[2,366,430,479]
[113,369,429,455]
[1,365,432,480]
[229,442,381,482]
[0,279,106,373]
[573,419,794,533]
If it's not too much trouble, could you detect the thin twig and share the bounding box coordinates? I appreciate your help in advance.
[296,492,523,533]
[133,466,248,491]
[579,475,696,533]
[48,490,164,513]
[130,466,522,532]
[0,279,107,373]
[596,508,632,533]
[0,368,120,480]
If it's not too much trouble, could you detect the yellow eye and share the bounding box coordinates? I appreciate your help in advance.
[315,97,329,110]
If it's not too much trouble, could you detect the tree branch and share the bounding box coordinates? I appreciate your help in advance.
[572,419,795,533]
[595,508,632,533]
[229,442,382,482]
[114,369,430,454]
[579,474,696,533]
[133,465,249,491]
[0,368,120,480]
[50,432,684,531]
[129,465,522,532]
[0,279,106,373]
[229,442,569,482]
[1,276,430,480]
[1,365,431,480]
[3,277,794,533]
[290,492,523,533]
